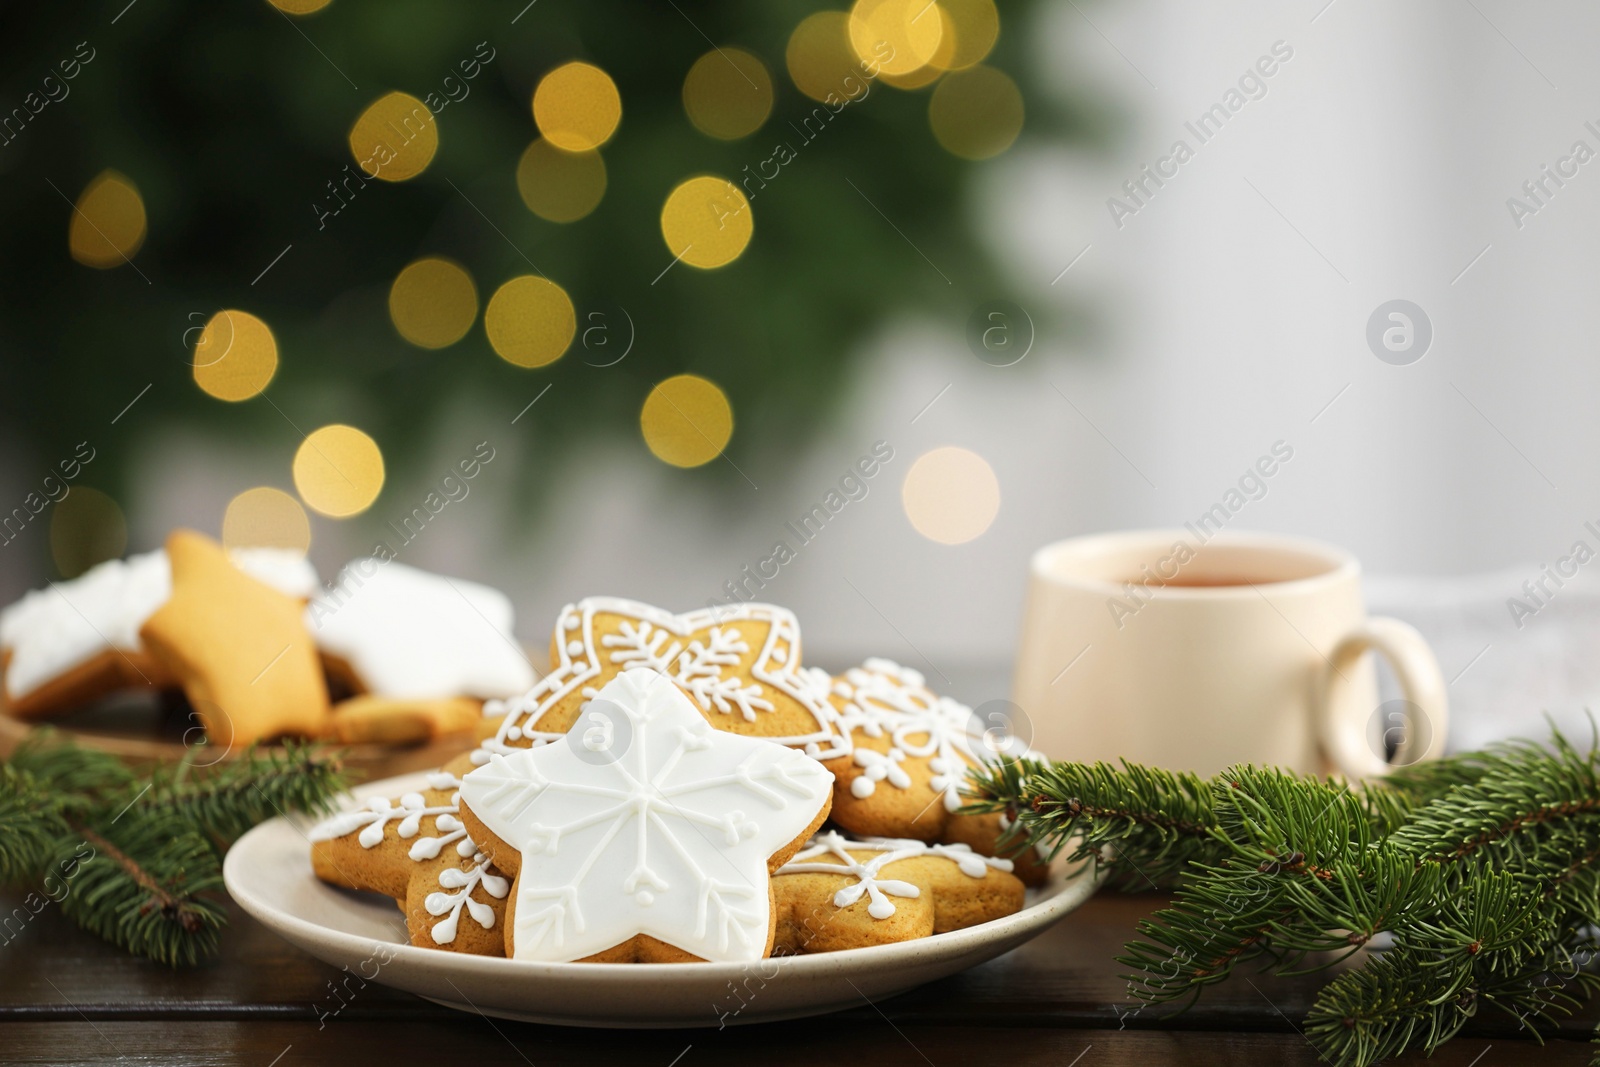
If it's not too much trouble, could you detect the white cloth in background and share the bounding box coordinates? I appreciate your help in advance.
[1367,572,1600,755]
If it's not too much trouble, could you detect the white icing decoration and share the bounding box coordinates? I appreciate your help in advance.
[311,773,515,946]
[425,851,510,945]
[478,597,846,764]
[460,669,833,963]
[0,548,317,700]
[776,830,1014,920]
[831,658,1005,813]
[229,546,321,600]
[308,788,460,849]
[305,560,535,700]
[851,748,912,797]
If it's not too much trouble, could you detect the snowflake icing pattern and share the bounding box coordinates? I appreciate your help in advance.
[833,659,990,812]
[473,598,847,766]
[603,619,773,722]
[460,668,834,962]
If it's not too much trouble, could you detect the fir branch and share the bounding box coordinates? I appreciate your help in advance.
[0,735,347,966]
[139,741,347,846]
[1119,767,1407,1001]
[1391,728,1600,865]
[993,720,1600,1066]
[1381,745,1509,801]
[1303,947,1478,1066]
[964,756,1220,888]
[8,729,136,811]
[59,809,225,967]
[0,766,69,883]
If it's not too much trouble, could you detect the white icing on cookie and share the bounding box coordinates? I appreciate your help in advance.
[308,789,460,849]
[309,772,508,946]
[0,548,318,701]
[830,658,995,813]
[830,658,1052,863]
[776,830,1014,920]
[425,852,509,945]
[230,546,320,599]
[477,597,845,764]
[460,668,833,963]
[305,560,535,700]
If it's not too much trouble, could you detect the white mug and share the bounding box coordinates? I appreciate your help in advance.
[1010,529,1447,779]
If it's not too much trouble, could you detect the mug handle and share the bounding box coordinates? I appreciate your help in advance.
[1316,617,1449,780]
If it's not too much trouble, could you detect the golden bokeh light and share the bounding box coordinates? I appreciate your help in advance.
[880,56,946,91]
[682,48,773,140]
[660,176,752,270]
[293,424,385,518]
[388,257,478,349]
[533,62,621,152]
[484,275,576,368]
[849,0,944,77]
[929,65,1023,160]
[901,446,1000,544]
[786,12,863,103]
[68,170,146,269]
[50,487,127,579]
[222,487,311,553]
[192,310,278,402]
[267,0,334,13]
[640,375,734,468]
[930,0,999,70]
[349,92,438,181]
[516,138,607,223]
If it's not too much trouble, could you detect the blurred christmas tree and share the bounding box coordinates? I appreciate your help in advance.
[0,0,1095,575]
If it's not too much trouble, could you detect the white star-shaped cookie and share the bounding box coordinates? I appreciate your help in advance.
[306,560,535,700]
[459,669,833,963]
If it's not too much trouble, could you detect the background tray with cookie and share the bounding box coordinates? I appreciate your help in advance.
[0,529,539,779]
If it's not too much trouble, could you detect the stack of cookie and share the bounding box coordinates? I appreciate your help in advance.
[0,529,535,749]
[310,596,1041,964]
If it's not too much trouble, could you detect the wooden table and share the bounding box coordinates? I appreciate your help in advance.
[0,888,1591,1066]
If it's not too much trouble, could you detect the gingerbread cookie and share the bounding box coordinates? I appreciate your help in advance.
[139,530,330,748]
[327,695,484,745]
[473,597,845,768]
[309,771,509,955]
[815,658,1048,885]
[771,831,1024,954]
[457,669,834,962]
[1,546,317,720]
[307,560,535,703]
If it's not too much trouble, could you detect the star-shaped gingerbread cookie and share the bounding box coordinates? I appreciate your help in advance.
[472,597,846,768]
[309,772,509,955]
[139,529,330,748]
[815,658,1047,884]
[458,669,834,963]
[771,831,1024,954]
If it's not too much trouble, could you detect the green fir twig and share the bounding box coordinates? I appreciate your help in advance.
[0,732,347,967]
[962,720,1600,1067]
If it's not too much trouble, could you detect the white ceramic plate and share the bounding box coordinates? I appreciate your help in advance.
[224,772,1099,1028]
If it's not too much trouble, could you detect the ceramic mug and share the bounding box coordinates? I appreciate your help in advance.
[1010,529,1447,779]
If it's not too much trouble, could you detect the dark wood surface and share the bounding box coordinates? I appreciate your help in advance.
[0,888,1593,1066]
